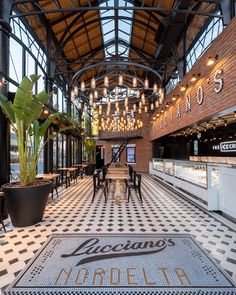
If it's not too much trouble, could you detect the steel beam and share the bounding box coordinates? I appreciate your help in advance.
[10,6,223,19]
[72,61,162,84]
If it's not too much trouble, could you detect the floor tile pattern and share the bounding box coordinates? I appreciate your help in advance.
[0,174,236,293]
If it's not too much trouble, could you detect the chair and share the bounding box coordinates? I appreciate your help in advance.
[127,173,142,203]
[51,175,60,200]
[100,167,109,192]
[58,169,70,188]
[0,194,6,233]
[92,173,107,203]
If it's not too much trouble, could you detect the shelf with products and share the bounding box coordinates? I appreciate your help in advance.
[174,161,207,188]
[153,159,164,172]
[164,160,174,175]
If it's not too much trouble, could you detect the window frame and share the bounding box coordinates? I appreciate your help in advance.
[126,146,136,164]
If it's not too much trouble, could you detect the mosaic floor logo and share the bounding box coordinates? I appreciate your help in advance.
[61,237,175,266]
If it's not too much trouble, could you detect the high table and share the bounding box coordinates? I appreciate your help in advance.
[74,164,88,179]
[58,168,78,185]
[106,172,129,204]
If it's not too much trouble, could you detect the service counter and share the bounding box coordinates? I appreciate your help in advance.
[149,158,236,220]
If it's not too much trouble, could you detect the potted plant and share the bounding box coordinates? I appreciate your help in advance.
[0,75,61,227]
[84,138,96,175]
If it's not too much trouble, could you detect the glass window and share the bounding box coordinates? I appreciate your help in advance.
[112,146,120,163]
[186,14,223,72]
[9,37,23,84]
[126,146,136,163]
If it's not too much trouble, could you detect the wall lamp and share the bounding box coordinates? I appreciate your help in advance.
[207,54,219,66]
[191,73,200,82]
[180,85,188,92]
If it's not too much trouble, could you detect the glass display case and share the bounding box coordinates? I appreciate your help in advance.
[153,159,207,188]
[153,159,164,172]
[164,160,174,175]
[174,161,207,188]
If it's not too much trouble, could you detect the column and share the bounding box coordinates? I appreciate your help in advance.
[0,2,12,185]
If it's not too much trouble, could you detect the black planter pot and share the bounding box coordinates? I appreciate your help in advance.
[2,181,52,227]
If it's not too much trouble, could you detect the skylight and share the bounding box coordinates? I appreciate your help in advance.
[99,0,133,58]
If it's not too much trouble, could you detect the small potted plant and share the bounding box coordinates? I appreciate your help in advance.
[0,75,61,227]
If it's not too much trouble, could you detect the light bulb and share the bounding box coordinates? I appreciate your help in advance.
[133,77,137,88]
[144,78,149,89]
[118,75,123,85]
[94,90,98,99]
[153,83,158,93]
[136,89,140,98]
[91,77,96,88]
[104,76,109,87]
[103,87,107,97]
[141,93,145,104]
[80,81,85,91]
[74,86,78,96]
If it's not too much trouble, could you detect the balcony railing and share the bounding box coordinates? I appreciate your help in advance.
[99,128,143,140]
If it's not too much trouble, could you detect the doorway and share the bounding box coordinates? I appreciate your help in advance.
[96,146,104,169]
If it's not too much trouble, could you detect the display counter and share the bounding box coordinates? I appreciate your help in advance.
[150,159,236,219]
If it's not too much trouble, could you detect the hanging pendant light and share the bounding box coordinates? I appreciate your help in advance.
[127,87,131,96]
[115,86,119,95]
[136,89,140,98]
[138,108,142,114]
[80,81,85,92]
[133,104,137,112]
[89,92,93,106]
[145,106,148,113]
[103,87,107,97]
[91,77,96,89]
[141,93,145,104]
[104,76,109,87]
[74,86,78,96]
[150,103,154,111]
[125,96,128,107]
[99,104,102,115]
[118,75,123,85]
[139,101,142,108]
[133,77,137,88]
[94,90,98,99]
[144,78,149,89]
[93,102,96,109]
[155,100,159,108]
[125,106,129,112]
[153,83,158,94]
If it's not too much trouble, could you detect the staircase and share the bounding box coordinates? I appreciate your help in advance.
[106,138,130,168]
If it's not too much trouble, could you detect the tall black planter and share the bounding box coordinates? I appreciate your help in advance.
[2,181,52,227]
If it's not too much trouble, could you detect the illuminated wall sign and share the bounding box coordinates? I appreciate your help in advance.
[212,141,236,153]
[220,141,236,152]
[153,68,224,132]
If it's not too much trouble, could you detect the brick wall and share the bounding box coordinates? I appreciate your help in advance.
[96,17,236,171]
[150,16,236,141]
[96,112,152,172]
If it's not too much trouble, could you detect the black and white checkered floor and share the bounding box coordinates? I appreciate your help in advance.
[0,174,236,293]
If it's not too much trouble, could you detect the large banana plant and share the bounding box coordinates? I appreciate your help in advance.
[0,75,66,186]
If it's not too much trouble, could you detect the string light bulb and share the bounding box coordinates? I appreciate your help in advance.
[144,78,149,89]
[118,75,123,85]
[133,77,137,88]
[80,81,85,92]
[104,76,109,87]
[91,77,96,88]
[153,83,158,93]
